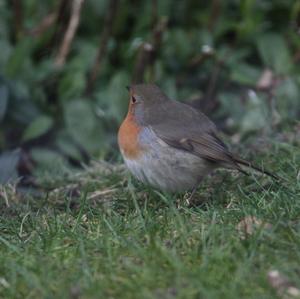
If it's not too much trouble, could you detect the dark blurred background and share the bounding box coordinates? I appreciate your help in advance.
[0,0,299,185]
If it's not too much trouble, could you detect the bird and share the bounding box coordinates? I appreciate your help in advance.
[118,84,278,197]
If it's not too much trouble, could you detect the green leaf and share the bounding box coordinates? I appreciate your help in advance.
[275,78,300,119]
[59,71,86,101]
[64,99,103,153]
[241,90,268,133]
[0,149,20,184]
[230,63,261,85]
[0,85,9,122]
[164,29,193,66]
[161,78,178,100]
[5,38,34,78]
[30,148,70,177]
[97,72,130,122]
[257,33,292,75]
[218,92,244,128]
[9,80,40,125]
[219,47,250,67]
[56,130,83,161]
[23,115,53,141]
[0,40,12,69]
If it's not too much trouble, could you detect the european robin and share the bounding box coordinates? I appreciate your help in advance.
[118,84,277,195]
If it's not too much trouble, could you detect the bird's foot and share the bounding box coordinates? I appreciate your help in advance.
[183,188,208,207]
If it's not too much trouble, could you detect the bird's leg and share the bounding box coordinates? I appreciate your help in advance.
[185,187,198,205]
[185,177,204,206]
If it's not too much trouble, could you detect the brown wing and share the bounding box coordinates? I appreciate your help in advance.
[161,132,234,165]
[149,100,243,170]
[147,99,280,180]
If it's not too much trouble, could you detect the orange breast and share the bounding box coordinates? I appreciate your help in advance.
[118,113,144,159]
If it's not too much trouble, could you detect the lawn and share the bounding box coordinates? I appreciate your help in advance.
[0,126,299,299]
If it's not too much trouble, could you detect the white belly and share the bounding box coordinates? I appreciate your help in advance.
[121,127,212,192]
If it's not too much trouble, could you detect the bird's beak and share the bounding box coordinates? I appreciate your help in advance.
[126,85,130,92]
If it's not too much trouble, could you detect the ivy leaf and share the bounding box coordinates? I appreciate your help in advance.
[257,33,292,75]
[230,63,261,85]
[30,148,70,177]
[23,115,54,141]
[0,149,20,184]
[241,90,268,133]
[97,72,130,122]
[64,99,103,153]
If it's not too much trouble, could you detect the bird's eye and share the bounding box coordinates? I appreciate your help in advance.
[131,96,137,104]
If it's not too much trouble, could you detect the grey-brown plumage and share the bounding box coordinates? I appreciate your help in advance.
[119,84,278,193]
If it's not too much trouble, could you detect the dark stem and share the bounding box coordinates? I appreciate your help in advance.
[85,0,120,95]
[26,12,58,37]
[47,0,72,55]
[132,17,168,84]
[54,0,85,67]
[208,0,221,32]
[11,0,23,41]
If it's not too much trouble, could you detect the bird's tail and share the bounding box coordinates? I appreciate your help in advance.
[233,156,280,180]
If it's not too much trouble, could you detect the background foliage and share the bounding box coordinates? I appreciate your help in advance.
[1,2,300,298]
[0,0,299,184]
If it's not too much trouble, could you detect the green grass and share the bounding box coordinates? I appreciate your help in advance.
[0,131,300,299]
